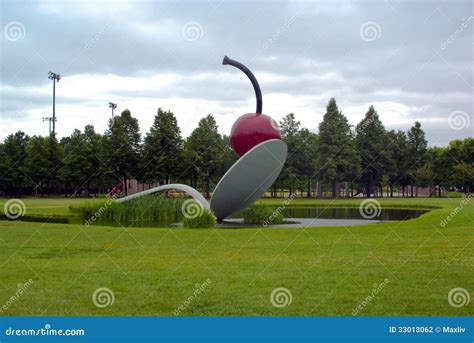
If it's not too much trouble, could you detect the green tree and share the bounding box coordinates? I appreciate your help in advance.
[413,164,435,190]
[104,109,141,195]
[141,108,183,184]
[23,136,50,195]
[447,138,474,193]
[185,114,223,198]
[355,105,391,197]
[83,125,106,194]
[2,131,29,196]
[61,130,93,196]
[0,143,7,194]
[406,121,428,196]
[386,130,409,197]
[94,132,116,193]
[278,113,301,196]
[44,134,63,195]
[425,147,450,197]
[316,98,361,197]
[298,128,318,197]
[451,162,474,193]
[219,135,237,179]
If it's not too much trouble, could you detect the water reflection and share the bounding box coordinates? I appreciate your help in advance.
[282,207,428,221]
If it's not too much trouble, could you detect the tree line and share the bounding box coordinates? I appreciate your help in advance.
[0,98,472,198]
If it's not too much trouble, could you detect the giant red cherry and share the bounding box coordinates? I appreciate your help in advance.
[223,56,281,157]
[230,113,280,157]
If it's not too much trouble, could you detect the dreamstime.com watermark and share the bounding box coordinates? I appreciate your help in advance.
[448,110,471,131]
[83,21,112,52]
[440,16,474,50]
[174,279,211,316]
[262,193,297,227]
[360,21,381,42]
[5,324,85,337]
[181,198,204,219]
[92,287,115,308]
[0,279,34,313]
[181,21,204,42]
[4,21,26,41]
[84,193,121,226]
[270,287,292,308]
[440,194,472,227]
[261,12,301,52]
[448,287,470,308]
[3,198,26,219]
[352,278,390,316]
[359,198,382,219]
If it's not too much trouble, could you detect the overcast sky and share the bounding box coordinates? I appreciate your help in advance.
[1,0,472,146]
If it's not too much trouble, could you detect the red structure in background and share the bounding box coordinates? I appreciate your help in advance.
[107,181,123,197]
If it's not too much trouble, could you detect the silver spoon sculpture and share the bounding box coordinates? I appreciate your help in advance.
[117,56,287,222]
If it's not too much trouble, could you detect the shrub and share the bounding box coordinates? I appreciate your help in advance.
[182,209,216,228]
[240,206,284,225]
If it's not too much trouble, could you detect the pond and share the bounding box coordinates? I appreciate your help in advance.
[282,207,428,221]
[1,206,429,228]
[221,206,429,228]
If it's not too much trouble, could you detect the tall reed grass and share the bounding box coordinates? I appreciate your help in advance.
[70,194,185,227]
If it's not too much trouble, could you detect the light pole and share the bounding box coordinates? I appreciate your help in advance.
[42,116,56,136]
[109,102,117,118]
[48,71,60,135]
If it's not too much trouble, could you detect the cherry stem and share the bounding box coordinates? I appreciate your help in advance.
[223,56,262,114]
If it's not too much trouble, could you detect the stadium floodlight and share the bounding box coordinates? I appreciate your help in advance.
[109,102,117,118]
[48,71,61,135]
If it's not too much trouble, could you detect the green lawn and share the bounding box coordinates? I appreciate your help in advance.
[0,196,472,316]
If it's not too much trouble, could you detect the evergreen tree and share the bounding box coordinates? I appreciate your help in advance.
[95,132,116,193]
[185,114,223,198]
[355,105,390,197]
[0,143,7,194]
[23,136,50,195]
[219,134,237,178]
[2,131,29,196]
[278,113,301,196]
[44,134,63,195]
[61,130,92,196]
[407,122,428,157]
[386,130,408,197]
[104,109,141,195]
[0,105,470,199]
[84,125,104,193]
[429,146,450,197]
[141,108,183,184]
[298,128,318,197]
[316,98,361,197]
[406,121,428,196]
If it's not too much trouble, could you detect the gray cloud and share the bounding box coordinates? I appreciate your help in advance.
[0,0,472,145]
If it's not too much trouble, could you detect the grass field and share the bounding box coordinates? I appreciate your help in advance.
[0,196,472,316]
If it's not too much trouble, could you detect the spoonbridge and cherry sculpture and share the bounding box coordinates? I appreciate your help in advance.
[117,56,288,222]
